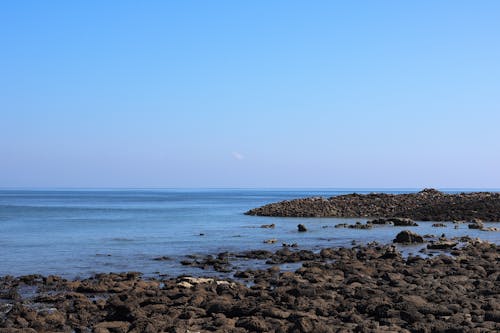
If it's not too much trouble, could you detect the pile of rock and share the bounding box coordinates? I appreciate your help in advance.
[246,189,500,221]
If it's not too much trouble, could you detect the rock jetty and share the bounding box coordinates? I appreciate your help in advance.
[245,188,500,221]
[1,241,499,332]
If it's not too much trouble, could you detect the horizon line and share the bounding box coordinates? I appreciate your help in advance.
[1,186,500,191]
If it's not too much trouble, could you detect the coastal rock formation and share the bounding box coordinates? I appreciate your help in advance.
[1,241,499,332]
[246,189,500,221]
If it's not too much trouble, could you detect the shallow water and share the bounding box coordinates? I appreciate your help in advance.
[0,189,498,278]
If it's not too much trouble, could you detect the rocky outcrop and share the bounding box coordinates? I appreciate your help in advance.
[246,189,500,221]
[1,241,499,332]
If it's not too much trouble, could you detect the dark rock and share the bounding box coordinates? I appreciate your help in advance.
[469,221,484,229]
[393,230,424,244]
[153,256,171,261]
[389,218,418,226]
[427,241,458,250]
[297,224,307,232]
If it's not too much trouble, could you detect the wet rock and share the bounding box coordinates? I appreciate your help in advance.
[393,230,424,244]
[390,218,418,226]
[432,223,447,227]
[236,250,273,260]
[260,223,275,229]
[349,221,373,229]
[335,221,372,229]
[481,227,499,232]
[427,241,458,250]
[369,218,392,225]
[153,256,171,261]
[469,221,484,229]
[297,224,307,232]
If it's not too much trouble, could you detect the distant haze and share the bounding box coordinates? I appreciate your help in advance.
[1,1,499,188]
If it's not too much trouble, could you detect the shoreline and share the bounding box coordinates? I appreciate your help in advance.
[1,237,499,332]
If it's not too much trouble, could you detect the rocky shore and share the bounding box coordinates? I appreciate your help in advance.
[1,239,499,332]
[245,189,500,221]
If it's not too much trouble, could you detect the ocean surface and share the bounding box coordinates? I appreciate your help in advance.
[1,189,499,279]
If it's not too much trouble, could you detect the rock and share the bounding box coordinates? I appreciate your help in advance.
[236,250,273,259]
[152,256,171,261]
[297,224,307,232]
[94,321,130,333]
[432,223,447,227]
[369,218,392,225]
[481,227,499,232]
[236,316,269,332]
[393,230,424,244]
[335,222,372,229]
[260,223,275,228]
[427,241,458,249]
[263,239,277,244]
[469,221,484,229]
[389,218,418,227]
[348,221,373,229]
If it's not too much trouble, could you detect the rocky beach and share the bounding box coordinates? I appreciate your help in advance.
[1,238,499,332]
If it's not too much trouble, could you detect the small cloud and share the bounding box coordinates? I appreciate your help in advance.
[232,152,244,160]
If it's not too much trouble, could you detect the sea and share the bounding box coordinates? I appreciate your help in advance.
[1,189,499,279]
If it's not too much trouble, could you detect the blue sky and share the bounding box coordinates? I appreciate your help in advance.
[1,1,499,188]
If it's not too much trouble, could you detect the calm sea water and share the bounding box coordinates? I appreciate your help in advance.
[1,189,499,278]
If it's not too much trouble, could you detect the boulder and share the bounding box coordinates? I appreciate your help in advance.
[393,230,424,244]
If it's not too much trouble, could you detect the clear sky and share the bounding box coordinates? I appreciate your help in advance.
[1,1,499,188]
